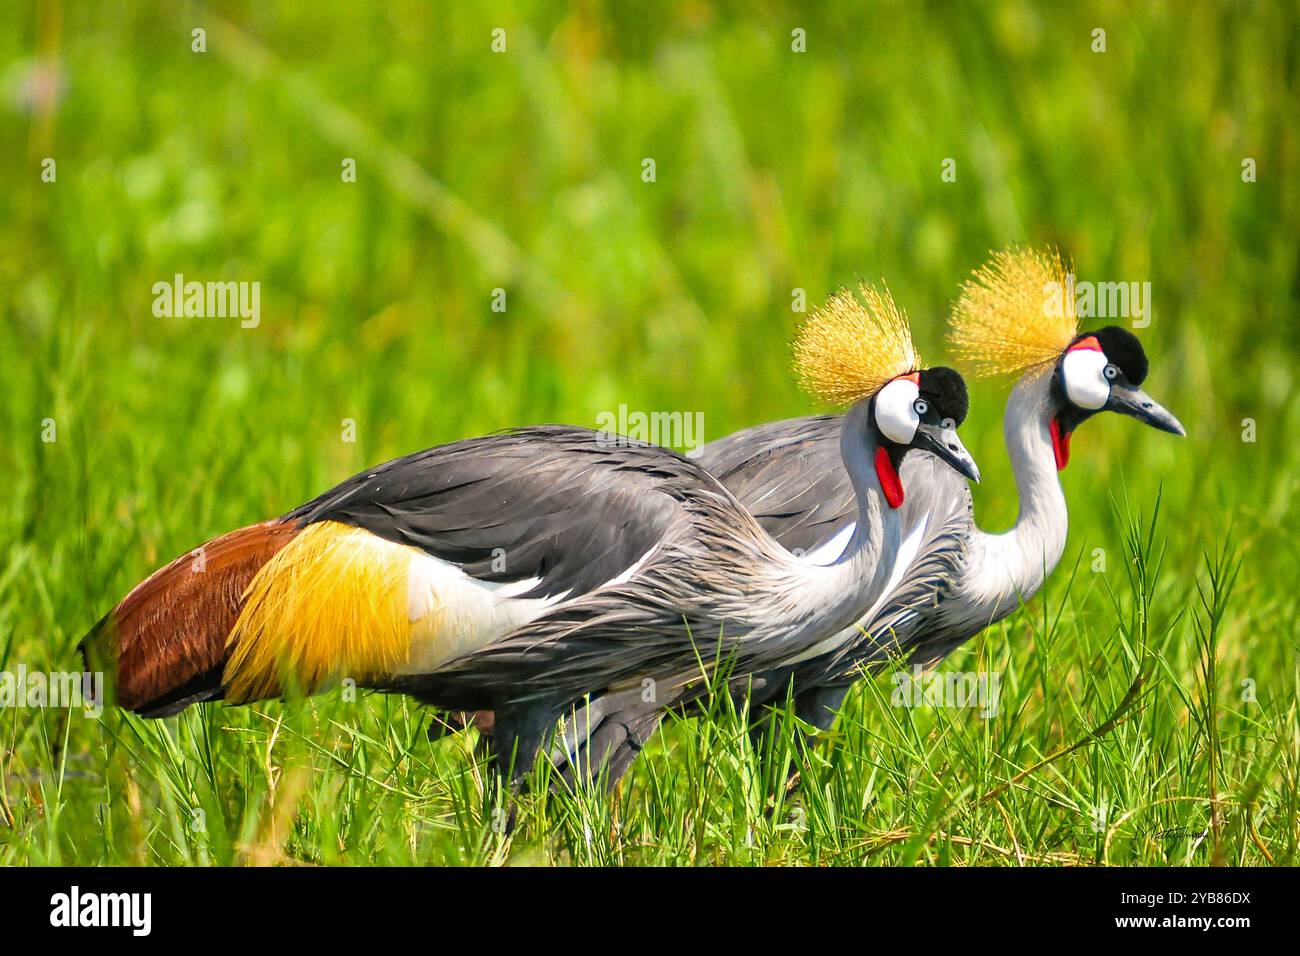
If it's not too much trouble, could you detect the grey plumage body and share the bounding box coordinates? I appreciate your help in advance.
[560,373,1072,781]
[371,407,907,784]
[548,315,1185,790]
[729,374,1070,728]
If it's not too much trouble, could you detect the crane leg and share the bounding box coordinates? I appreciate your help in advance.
[550,691,664,792]
[489,701,564,830]
[600,711,662,787]
[747,683,850,792]
[794,684,849,733]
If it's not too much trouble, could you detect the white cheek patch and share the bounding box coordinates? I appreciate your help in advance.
[1061,347,1110,410]
[874,377,920,444]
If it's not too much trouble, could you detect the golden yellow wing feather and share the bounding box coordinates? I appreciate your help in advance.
[224,521,414,702]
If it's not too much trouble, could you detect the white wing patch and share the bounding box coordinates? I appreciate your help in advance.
[486,576,545,598]
[784,515,929,665]
[608,546,657,586]
[397,553,565,673]
[803,522,855,565]
[396,547,654,674]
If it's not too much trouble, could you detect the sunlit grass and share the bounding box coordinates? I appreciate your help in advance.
[5,501,1293,866]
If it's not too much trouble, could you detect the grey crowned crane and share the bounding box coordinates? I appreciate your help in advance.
[80,284,978,791]
[556,248,1186,785]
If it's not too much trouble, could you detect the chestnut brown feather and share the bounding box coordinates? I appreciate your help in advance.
[81,521,299,712]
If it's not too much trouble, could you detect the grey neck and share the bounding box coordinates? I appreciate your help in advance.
[970,372,1069,616]
[766,400,901,641]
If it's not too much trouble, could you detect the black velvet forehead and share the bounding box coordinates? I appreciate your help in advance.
[917,366,969,424]
[1083,326,1149,385]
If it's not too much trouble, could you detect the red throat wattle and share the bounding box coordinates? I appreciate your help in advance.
[874,445,905,508]
[1049,416,1071,471]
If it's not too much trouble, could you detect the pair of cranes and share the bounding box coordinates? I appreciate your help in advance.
[553,250,1184,781]
[82,247,1184,797]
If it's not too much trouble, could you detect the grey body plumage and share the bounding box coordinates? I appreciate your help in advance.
[550,420,976,780]
[286,425,696,602]
[565,334,1185,784]
[372,410,911,786]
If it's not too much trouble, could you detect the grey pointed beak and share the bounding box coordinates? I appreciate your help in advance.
[913,423,981,483]
[1105,384,1186,436]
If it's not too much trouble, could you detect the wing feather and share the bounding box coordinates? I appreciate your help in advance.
[285,426,696,601]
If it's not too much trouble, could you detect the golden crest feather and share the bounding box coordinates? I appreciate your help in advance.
[792,282,920,406]
[950,247,1079,378]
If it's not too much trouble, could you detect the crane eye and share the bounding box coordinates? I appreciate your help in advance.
[1104,364,1119,381]
[941,417,956,430]
[913,398,929,416]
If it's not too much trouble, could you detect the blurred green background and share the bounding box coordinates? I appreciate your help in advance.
[1,1,1297,864]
